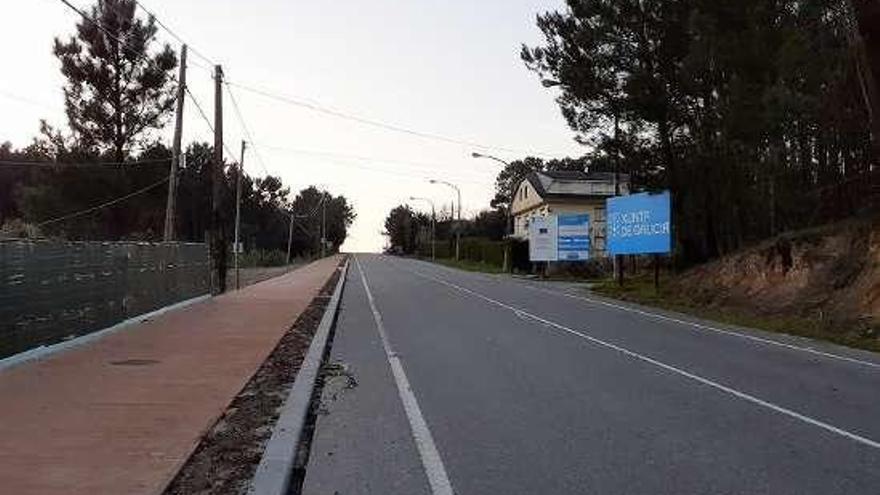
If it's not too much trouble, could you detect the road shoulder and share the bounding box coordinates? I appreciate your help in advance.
[301,262,431,495]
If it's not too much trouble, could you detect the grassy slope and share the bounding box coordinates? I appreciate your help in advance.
[591,276,880,353]
[420,250,880,353]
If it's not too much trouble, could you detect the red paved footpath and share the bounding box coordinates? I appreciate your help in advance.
[0,255,343,495]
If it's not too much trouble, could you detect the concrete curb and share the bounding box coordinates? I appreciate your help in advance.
[0,293,211,373]
[249,258,349,495]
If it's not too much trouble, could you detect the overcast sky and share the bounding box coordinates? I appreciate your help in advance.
[1,0,584,252]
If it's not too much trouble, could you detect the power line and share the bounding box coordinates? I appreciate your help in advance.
[0,89,60,112]
[0,157,169,168]
[225,80,558,158]
[131,0,215,66]
[184,85,238,162]
[60,0,557,160]
[185,86,214,133]
[280,207,317,238]
[270,198,323,241]
[186,57,213,74]
[277,153,491,186]
[255,143,496,181]
[226,83,271,176]
[35,174,171,228]
[304,192,327,218]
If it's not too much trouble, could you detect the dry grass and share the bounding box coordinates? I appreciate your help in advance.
[592,276,880,353]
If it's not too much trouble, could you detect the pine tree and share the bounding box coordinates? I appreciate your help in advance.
[53,0,177,162]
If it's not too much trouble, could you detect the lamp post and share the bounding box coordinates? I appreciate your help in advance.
[409,196,436,261]
[472,152,513,272]
[321,192,327,258]
[286,209,294,264]
[428,179,461,260]
[234,140,246,290]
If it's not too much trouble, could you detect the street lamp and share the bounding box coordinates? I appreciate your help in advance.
[472,152,513,272]
[409,196,436,261]
[471,151,510,168]
[428,178,462,260]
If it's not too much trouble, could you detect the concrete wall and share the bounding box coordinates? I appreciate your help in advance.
[0,240,210,359]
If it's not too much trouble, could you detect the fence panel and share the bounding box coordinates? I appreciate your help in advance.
[0,240,210,359]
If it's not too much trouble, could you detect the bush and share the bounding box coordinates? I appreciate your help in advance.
[460,238,505,266]
[0,219,42,239]
[418,237,506,268]
[237,249,290,267]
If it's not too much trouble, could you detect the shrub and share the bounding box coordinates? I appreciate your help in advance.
[237,249,289,267]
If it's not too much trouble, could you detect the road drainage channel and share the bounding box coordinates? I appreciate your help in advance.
[162,260,346,495]
[284,318,355,494]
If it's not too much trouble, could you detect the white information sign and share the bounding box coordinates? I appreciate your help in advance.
[528,216,558,261]
[557,214,591,261]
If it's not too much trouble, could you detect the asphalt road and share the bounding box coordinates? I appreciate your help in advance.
[302,254,880,495]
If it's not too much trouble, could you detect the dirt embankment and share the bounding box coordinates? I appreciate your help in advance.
[671,216,880,334]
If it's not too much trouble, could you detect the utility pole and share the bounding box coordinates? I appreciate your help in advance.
[234,140,246,290]
[286,211,294,264]
[163,44,187,241]
[211,65,225,294]
[321,193,327,258]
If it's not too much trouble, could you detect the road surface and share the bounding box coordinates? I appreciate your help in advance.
[303,254,880,494]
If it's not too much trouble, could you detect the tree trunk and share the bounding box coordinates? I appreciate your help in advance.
[850,0,880,167]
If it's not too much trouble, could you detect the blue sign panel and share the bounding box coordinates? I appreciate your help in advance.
[607,191,671,255]
[557,214,590,261]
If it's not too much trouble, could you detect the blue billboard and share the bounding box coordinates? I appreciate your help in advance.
[607,191,671,255]
[557,214,590,261]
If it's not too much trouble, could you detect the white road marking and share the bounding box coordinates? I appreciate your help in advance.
[355,256,456,495]
[520,283,880,370]
[413,258,880,370]
[403,263,880,451]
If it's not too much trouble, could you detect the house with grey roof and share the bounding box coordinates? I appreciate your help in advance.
[510,170,630,256]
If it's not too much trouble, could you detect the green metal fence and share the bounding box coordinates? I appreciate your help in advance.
[0,239,210,359]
